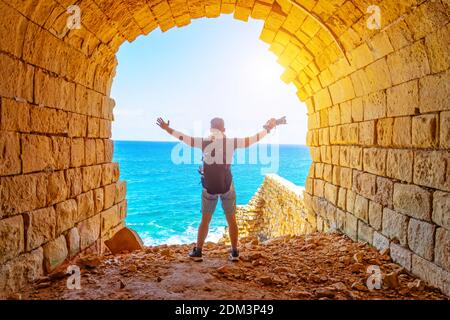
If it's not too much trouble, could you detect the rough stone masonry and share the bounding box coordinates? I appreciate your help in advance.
[0,0,449,296]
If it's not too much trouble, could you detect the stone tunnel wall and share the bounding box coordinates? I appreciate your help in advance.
[0,0,449,295]
[222,174,313,242]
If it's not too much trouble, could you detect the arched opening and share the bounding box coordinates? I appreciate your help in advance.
[0,0,448,296]
[110,14,310,245]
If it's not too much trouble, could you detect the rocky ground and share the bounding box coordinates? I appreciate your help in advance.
[15,233,449,300]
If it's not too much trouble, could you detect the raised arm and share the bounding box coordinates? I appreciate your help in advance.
[235,118,277,149]
[156,118,202,148]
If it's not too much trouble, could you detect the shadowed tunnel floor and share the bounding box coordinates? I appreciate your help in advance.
[18,233,448,300]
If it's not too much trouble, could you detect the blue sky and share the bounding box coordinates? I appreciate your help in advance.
[111,14,308,145]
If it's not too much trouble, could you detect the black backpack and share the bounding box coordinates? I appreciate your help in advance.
[199,139,233,195]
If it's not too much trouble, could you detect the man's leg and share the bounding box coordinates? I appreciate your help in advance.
[225,213,239,250]
[197,189,218,250]
[222,185,238,252]
[196,213,212,249]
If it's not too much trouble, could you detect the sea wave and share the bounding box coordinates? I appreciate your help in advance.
[139,225,226,246]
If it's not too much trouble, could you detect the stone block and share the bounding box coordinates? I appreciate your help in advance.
[0,173,47,216]
[350,68,370,97]
[82,165,102,192]
[363,91,386,120]
[339,167,352,189]
[435,228,449,272]
[314,179,324,197]
[313,88,332,110]
[47,170,68,206]
[365,58,392,93]
[85,138,96,166]
[104,227,144,254]
[432,191,450,230]
[408,219,435,261]
[387,41,430,85]
[350,43,374,69]
[336,208,346,231]
[405,0,448,41]
[65,168,82,198]
[376,118,393,147]
[340,102,352,124]
[368,201,383,231]
[363,148,386,176]
[324,183,338,205]
[382,208,408,246]
[387,149,413,183]
[412,114,438,148]
[358,120,376,146]
[0,131,20,175]
[78,214,100,250]
[70,138,85,168]
[346,190,356,214]
[102,163,120,186]
[329,76,355,104]
[386,20,413,51]
[374,176,394,208]
[414,151,450,191]
[368,32,394,60]
[349,146,362,170]
[373,231,389,251]
[393,183,431,221]
[0,98,30,132]
[386,80,418,117]
[30,106,67,135]
[357,221,373,244]
[0,215,24,264]
[66,227,80,258]
[51,136,70,171]
[337,187,346,210]
[0,1,27,57]
[25,207,56,251]
[345,212,358,241]
[440,111,450,149]
[393,116,412,147]
[43,235,68,273]
[55,199,77,235]
[21,134,53,173]
[93,188,104,213]
[351,97,364,122]
[115,180,127,204]
[96,139,105,164]
[0,247,43,294]
[87,117,100,138]
[99,119,111,138]
[100,205,122,237]
[390,242,412,271]
[425,24,450,73]
[76,191,94,222]
[0,53,34,102]
[419,69,450,113]
[412,254,444,291]
[354,195,369,223]
[68,113,87,137]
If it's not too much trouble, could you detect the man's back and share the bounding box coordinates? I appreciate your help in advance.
[201,137,236,195]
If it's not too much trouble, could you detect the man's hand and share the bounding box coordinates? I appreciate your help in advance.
[264,118,277,131]
[156,117,170,131]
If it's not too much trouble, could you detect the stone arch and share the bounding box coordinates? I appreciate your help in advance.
[0,0,449,295]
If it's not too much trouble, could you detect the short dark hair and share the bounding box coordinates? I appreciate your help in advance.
[210,118,225,131]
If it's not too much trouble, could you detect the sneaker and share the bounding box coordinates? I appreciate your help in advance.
[229,249,239,262]
[188,247,203,262]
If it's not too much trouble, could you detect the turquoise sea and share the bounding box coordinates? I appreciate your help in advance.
[113,141,312,245]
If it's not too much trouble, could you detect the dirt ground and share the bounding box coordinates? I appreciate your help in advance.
[17,233,448,300]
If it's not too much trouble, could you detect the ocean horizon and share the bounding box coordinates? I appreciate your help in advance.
[113,140,312,246]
